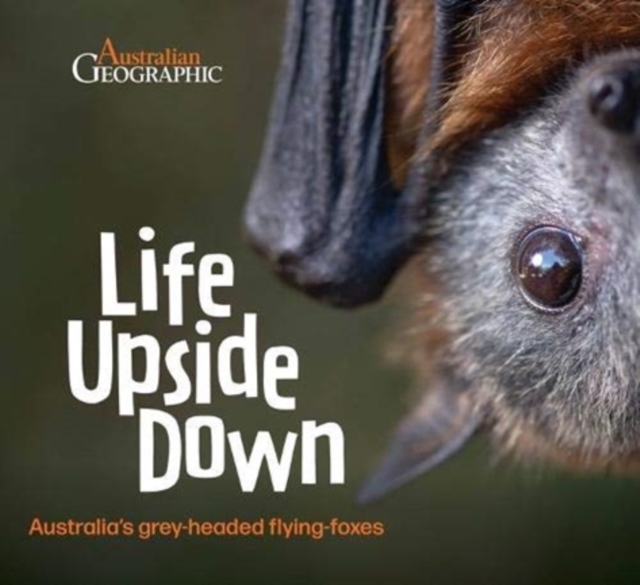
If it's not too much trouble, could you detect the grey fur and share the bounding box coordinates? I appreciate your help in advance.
[422,50,640,464]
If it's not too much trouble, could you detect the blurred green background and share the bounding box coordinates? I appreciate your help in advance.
[4,1,640,584]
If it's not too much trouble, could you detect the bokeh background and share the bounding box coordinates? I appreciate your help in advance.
[4,1,640,584]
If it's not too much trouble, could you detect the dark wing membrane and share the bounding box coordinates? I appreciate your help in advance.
[244,0,415,308]
[245,0,489,307]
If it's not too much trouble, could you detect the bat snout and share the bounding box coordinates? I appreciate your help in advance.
[587,60,640,136]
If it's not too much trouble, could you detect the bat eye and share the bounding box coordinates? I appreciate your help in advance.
[514,226,584,311]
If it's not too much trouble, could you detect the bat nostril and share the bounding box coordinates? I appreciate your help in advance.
[589,75,625,113]
[588,70,640,135]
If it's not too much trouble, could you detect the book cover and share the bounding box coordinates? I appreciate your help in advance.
[6,1,640,584]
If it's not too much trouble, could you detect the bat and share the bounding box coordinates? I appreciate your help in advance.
[244,0,640,502]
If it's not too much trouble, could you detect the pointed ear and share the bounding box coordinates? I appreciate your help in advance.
[357,381,481,504]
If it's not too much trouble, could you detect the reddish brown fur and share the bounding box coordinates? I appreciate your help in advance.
[387,0,434,186]
[493,416,640,475]
[388,1,640,168]
[431,0,640,161]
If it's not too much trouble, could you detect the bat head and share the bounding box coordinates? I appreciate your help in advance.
[424,49,640,472]
[244,0,640,501]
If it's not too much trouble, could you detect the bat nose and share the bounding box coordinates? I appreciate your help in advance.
[588,67,640,135]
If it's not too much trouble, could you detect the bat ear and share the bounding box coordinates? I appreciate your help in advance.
[357,380,481,504]
[244,0,420,308]
[245,0,482,308]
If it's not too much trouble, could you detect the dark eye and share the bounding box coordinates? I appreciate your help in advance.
[514,226,584,310]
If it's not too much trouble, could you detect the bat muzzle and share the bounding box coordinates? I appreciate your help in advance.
[588,60,640,137]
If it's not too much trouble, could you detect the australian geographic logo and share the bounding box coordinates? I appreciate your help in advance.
[72,38,223,85]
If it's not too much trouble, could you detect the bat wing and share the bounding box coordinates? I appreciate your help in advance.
[245,0,482,307]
